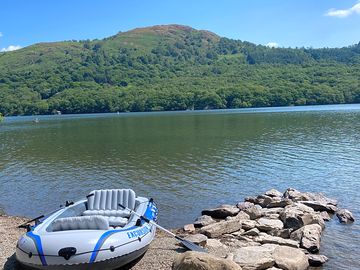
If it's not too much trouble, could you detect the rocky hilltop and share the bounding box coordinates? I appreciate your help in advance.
[1,24,360,116]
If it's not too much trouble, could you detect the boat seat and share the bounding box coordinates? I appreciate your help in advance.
[52,216,109,231]
[83,209,131,218]
[105,216,128,227]
[83,189,136,226]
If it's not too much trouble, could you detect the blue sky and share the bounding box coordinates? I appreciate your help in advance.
[1,0,360,52]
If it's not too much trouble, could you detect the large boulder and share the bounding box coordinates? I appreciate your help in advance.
[194,215,216,228]
[200,219,242,238]
[290,224,322,253]
[257,218,284,232]
[280,203,324,230]
[336,209,355,224]
[232,244,277,270]
[272,245,309,270]
[202,205,240,219]
[172,251,242,270]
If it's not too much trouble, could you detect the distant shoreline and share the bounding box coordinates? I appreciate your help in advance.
[3,103,360,119]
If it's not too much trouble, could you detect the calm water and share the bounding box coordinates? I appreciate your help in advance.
[1,105,359,269]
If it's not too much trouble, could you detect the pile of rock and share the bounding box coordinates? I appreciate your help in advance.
[174,188,355,270]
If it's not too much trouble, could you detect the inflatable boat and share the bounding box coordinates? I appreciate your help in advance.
[16,189,158,270]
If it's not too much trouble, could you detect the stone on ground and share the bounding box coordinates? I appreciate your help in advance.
[193,215,216,228]
[272,245,309,270]
[200,219,242,238]
[183,234,208,247]
[172,251,242,270]
[232,244,277,270]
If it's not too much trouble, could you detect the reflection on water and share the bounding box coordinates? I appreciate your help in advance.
[1,104,360,269]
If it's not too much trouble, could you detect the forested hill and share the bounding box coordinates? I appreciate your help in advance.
[1,24,360,116]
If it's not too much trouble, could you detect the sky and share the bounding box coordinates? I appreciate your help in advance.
[1,0,360,52]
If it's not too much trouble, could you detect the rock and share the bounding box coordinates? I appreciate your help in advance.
[172,251,242,270]
[206,238,228,249]
[244,206,262,220]
[242,228,260,237]
[261,207,284,216]
[299,201,337,213]
[244,196,257,204]
[257,218,284,232]
[272,245,309,270]
[183,224,195,232]
[194,215,216,228]
[267,228,291,239]
[240,220,258,231]
[200,219,242,238]
[307,254,329,266]
[232,244,277,270]
[280,203,324,230]
[255,195,274,207]
[223,235,260,248]
[336,209,355,224]
[267,268,282,270]
[266,198,292,208]
[266,214,280,219]
[306,192,338,206]
[229,228,245,238]
[264,189,283,198]
[254,233,299,248]
[183,234,208,247]
[284,188,337,206]
[320,211,331,221]
[234,211,251,221]
[237,201,255,211]
[290,224,322,253]
[283,188,312,202]
[202,204,240,219]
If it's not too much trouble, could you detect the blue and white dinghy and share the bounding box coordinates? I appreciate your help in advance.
[16,189,158,270]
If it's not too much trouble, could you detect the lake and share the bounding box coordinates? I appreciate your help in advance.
[1,104,359,269]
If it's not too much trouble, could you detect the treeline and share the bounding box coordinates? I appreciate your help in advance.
[0,25,359,116]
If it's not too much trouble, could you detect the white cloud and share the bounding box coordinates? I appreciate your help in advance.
[266,42,279,48]
[0,45,22,52]
[325,1,360,18]
[0,32,3,37]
